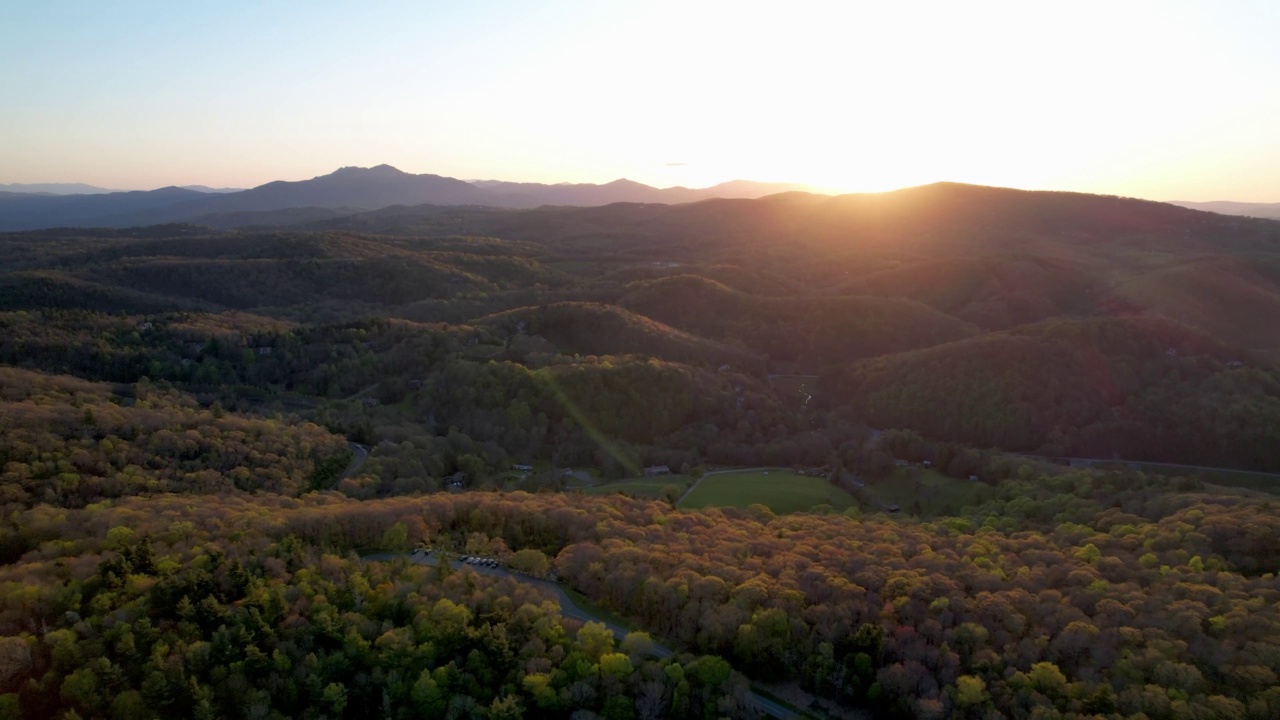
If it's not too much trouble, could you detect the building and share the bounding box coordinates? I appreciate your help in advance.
[512,464,533,472]
[643,465,671,477]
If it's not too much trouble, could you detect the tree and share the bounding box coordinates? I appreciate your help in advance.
[381,522,409,552]
[508,548,551,576]
[955,675,986,707]
[578,622,615,661]
[599,652,634,679]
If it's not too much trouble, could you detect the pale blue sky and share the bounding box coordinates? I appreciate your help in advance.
[3,1,1279,200]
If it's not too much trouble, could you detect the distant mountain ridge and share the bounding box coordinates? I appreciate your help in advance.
[1170,200,1280,220]
[0,182,122,195]
[179,185,245,194]
[0,165,816,231]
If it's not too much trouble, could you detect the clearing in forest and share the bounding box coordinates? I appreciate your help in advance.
[679,469,855,514]
[862,467,993,516]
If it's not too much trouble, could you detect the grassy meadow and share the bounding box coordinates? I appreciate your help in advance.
[679,470,856,514]
[863,467,994,516]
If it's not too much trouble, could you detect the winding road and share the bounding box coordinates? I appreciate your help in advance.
[337,443,369,485]
[364,551,796,719]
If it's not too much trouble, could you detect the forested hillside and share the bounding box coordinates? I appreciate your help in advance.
[3,183,1280,719]
[0,367,349,514]
[828,317,1280,469]
[4,482,1279,720]
[618,275,977,367]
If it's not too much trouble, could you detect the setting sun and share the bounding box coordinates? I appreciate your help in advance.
[4,3,1280,720]
[3,1,1278,200]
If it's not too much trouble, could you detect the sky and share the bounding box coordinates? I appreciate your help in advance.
[2,0,1279,201]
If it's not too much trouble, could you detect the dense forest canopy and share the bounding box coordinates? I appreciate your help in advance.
[2,183,1280,719]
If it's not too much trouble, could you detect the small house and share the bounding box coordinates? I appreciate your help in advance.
[643,465,671,477]
[512,464,534,472]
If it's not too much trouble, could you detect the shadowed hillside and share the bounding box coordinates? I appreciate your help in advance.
[619,274,978,367]
[2,183,1279,471]
[827,316,1279,469]
[477,301,766,371]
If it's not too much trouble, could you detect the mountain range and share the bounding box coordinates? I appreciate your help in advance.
[1170,200,1280,220]
[0,182,243,196]
[0,165,811,231]
[3,179,1280,471]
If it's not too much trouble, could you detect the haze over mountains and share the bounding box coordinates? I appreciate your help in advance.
[0,182,243,196]
[4,181,1280,462]
[6,170,1280,720]
[0,165,812,231]
[1171,200,1280,221]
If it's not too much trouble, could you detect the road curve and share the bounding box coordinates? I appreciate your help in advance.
[364,551,795,719]
[338,442,369,484]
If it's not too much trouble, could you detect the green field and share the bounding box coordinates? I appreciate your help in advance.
[679,470,855,514]
[582,475,690,499]
[862,467,993,516]
[1130,463,1280,495]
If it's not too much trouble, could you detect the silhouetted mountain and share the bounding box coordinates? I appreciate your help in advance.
[179,185,245,193]
[0,182,120,195]
[0,186,207,231]
[474,177,810,206]
[0,165,822,231]
[1171,200,1280,220]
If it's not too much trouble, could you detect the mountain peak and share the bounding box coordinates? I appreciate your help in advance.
[330,164,406,178]
[603,179,650,189]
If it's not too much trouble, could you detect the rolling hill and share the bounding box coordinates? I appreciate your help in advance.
[826,316,1280,469]
[1171,200,1280,220]
[2,180,1279,472]
[476,301,766,371]
[618,275,978,367]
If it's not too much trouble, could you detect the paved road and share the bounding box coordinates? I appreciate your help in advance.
[343,383,380,402]
[339,443,369,484]
[364,551,795,719]
[1012,453,1280,479]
